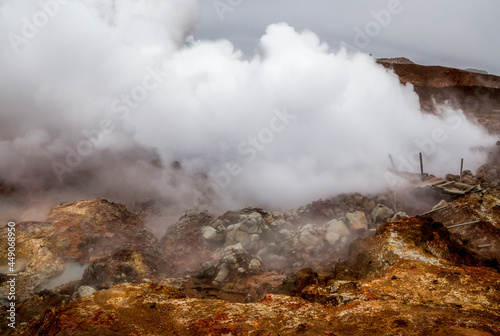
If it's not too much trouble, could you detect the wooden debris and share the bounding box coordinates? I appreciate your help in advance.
[434,181,454,189]
[446,220,481,229]
[443,189,466,196]
[417,206,447,217]
[385,164,483,196]
[428,179,448,186]
[454,182,474,189]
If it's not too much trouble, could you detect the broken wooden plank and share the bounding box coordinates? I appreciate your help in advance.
[416,179,447,188]
[453,182,475,190]
[418,206,447,217]
[434,181,454,189]
[443,188,466,195]
[464,185,477,193]
[446,220,481,229]
[428,179,448,186]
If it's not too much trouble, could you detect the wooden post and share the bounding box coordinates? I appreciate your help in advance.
[419,152,424,176]
[460,158,464,183]
[388,154,396,169]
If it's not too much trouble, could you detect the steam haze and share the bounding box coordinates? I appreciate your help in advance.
[0,0,495,211]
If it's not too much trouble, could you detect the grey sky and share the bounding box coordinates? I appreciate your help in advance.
[195,0,500,75]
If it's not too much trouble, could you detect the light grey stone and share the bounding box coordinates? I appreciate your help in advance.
[371,204,394,224]
[249,259,261,270]
[78,285,96,298]
[346,211,368,231]
[390,212,409,222]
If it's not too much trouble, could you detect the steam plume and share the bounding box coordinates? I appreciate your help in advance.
[0,0,494,211]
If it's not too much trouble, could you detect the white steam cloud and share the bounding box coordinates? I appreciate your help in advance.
[0,0,495,211]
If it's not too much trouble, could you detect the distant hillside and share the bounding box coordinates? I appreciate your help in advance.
[378,58,500,134]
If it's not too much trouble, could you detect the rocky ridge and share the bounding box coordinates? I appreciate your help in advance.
[378,58,500,133]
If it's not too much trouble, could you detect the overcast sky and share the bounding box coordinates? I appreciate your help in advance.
[195,0,500,75]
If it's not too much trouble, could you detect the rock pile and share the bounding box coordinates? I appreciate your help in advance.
[162,205,378,288]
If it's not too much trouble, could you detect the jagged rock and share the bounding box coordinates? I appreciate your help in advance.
[53,280,82,297]
[219,207,271,224]
[390,212,409,222]
[324,219,350,245]
[81,244,172,287]
[212,264,231,286]
[249,259,262,271]
[371,204,394,224]
[346,211,368,231]
[222,242,247,254]
[195,262,216,280]
[429,193,500,267]
[0,198,150,301]
[287,267,318,295]
[201,226,217,240]
[201,219,226,245]
[334,217,480,280]
[45,198,145,262]
[201,225,226,244]
[13,290,70,326]
[211,249,262,288]
[161,212,214,273]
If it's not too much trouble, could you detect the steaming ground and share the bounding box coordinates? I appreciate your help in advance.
[0,0,495,212]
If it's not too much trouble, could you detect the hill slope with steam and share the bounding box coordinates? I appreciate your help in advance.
[378,58,500,133]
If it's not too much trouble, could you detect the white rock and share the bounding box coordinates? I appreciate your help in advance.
[325,219,350,236]
[371,204,394,224]
[202,226,218,241]
[295,224,323,247]
[298,232,319,246]
[214,263,231,283]
[223,243,246,254]
[346,211,368,231]
[234,230,250,248]
[222,254,237,264]
[249,259,262,270]
[390,212,409,222]
[250,234,260,242]
[78,285,96,298]
[325,231,341,245]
